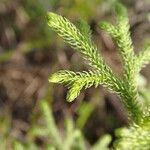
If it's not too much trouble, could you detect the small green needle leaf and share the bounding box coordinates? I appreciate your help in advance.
[67,82,84,102]
[49,74,61,83]
[98,21,116,36]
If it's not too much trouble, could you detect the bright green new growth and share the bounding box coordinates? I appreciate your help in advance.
[47,4,150,150]
[47,3,150,148]
[49,70,119,102]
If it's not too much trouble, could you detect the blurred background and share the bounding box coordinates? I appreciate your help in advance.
[0,0,150,149]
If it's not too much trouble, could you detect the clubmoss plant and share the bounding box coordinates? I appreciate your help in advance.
[29,100,111,150]
[47,3,150,150]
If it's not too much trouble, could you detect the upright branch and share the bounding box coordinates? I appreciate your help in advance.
[99,3,143,123]
[47,12,124,101]
[47,3,150,149]
[47,3,150,124]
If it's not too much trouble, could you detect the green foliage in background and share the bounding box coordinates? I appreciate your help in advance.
[48,2,150,150]
[0,100,111,150]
